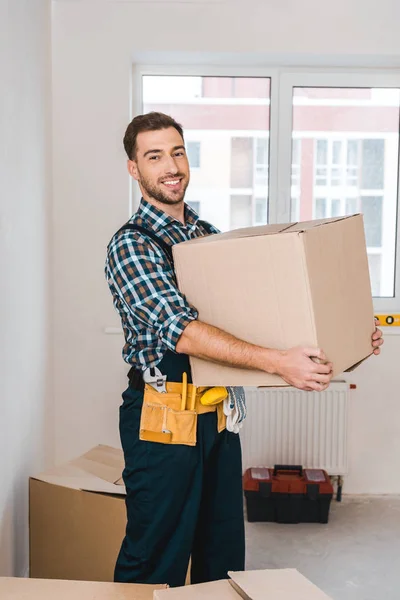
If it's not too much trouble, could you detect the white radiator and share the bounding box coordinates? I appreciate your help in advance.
[240,381,349,476]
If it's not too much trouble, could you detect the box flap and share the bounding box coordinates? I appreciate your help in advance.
[173,222,295,249]
[344,353,372,372]
[32,445,126,495]
[33,473,127,496]
[0,577,166,600]
[284,214,357,233]
[70,445,124,484]
[228,569,333,599]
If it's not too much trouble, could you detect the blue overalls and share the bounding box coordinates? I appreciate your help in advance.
[114,349,245,587]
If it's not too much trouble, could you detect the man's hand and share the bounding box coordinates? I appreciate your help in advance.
[372,318,384,355]
[274,347,333,392]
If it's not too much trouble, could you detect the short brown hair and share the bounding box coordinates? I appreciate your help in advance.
[123,112,184,160]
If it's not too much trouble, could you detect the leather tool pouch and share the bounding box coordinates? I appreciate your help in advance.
[139,385,198,446]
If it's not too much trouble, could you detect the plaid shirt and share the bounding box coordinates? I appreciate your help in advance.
[105,199,219,369]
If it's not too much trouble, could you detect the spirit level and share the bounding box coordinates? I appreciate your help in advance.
[375,314,400,326]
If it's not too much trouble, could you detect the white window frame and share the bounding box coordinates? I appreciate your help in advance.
[133,66,400,312]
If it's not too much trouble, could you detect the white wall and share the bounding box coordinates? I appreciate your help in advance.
[0,0,53,576]
[52,0,400,493]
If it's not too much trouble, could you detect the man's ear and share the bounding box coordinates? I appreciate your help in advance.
[127,159,139,180]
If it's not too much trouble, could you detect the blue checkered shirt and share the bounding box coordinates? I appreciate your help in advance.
[105,199,219,370]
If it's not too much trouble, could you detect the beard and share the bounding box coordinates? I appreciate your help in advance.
[138,170,189,206]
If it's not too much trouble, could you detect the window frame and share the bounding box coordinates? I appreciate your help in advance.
[134,66,400,312]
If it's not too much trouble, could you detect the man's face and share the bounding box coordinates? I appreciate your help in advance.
[128,127,190,206]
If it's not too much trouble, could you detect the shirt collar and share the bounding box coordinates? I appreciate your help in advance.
[135,198,199,233]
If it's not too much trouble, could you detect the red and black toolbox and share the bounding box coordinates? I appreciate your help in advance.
[243,465,334,524]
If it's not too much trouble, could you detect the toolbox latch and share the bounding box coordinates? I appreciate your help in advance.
[259,482,272,498]
[307,483,319,501]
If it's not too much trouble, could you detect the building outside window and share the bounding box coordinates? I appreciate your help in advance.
[187,200,201,215]
[186,141,201,169]
[141,73,399,307]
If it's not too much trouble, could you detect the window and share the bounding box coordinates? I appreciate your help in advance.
[361,196,383,247]
[368,254,382,297]
[139,70,400,309]
[287,80,399,306]
[254,138,269,187]
[255,196,268,224]
[186,141,201,168]
[231,137,254,188]
[315,198,327,219]
[362,139,385,189]
[346,140,359,186]
[331,140,342,186]
[291,138,302,220]
[346,197,358,215]
[291,139,301,187]
[187,200,200,215]
[230,195,252,229]
[315,140,328,185]
[291,196,300,221]
[142,75,271,233]
[331,199,341,217]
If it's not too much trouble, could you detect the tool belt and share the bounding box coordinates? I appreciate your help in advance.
[141,383,226,446]
[128,368,226,446]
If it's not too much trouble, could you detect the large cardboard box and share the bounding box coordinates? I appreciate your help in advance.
[29,445,127,582]
[173,214,375,386]
[154,568,332,599]
[0,577,166,599]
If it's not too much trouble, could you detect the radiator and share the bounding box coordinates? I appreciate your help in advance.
[240,381,349,476]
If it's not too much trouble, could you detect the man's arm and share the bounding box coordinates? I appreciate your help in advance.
[176,320,333,392]
[106,231,199,353]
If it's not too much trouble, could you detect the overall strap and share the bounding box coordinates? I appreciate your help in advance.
[114,219,214,266]
[116,223,174,264]
[114,218,214,385]
[197,219,214,234]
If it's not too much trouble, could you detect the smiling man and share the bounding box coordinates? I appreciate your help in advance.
[129,130,189,205]
[105,112,384,588]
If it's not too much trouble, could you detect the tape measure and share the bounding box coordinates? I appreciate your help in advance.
[375,314,400,326]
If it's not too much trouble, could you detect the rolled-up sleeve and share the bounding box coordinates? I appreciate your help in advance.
[106,232,198,351]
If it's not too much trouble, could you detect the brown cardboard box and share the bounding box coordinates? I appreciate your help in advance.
[173,214,375,387]
[29,445,127,582]
[0,577,166,599]
[30,445,194,585]
[154,568,332,599]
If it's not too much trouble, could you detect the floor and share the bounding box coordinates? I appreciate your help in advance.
[245,496,400,600]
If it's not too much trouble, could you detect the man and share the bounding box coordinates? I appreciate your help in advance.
[105,112,383,588]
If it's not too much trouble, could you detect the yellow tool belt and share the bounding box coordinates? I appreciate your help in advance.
[140,383,227,446]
